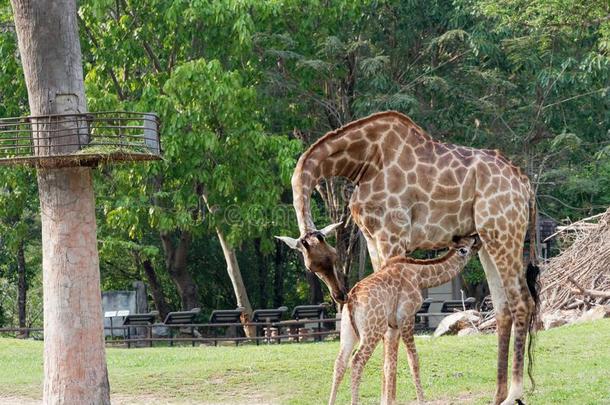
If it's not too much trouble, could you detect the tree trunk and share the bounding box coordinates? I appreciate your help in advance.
[254,238,268,308]
[16,241,28,338]
[214,227,256,338]
[38,169,110,403]
[160,231,200,310]
[273,241,285,308]
[10,0,110,403]
[306,271,324,304]
[140,258,171,320]
[200,191,255,337]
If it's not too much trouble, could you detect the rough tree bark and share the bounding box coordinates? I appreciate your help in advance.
[10,0,111,402]
[16,241,28,338]
[160,230,200,310]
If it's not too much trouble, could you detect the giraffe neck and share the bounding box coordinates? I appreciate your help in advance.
[292,111,431,235]
[384,250,470,290]
[291,126,377,234]
[415,250,469,289]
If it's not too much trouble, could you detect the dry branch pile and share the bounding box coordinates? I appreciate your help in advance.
[475,296,497,332]
[538,207,610,328]
[432,296,497,336]
[433,210,610,335]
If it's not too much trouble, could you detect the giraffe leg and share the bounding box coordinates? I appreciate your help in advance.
[381,335,387,404]
[480,240,534,405]
[502,280,534,405]
[351,334,383,405]
[329,314,358,405]
[378,324,395,400]
[362,231,381,271]
[401,319,424,404]
[479,247,511,404]
[381,328,400,405]
[495,307,513,404]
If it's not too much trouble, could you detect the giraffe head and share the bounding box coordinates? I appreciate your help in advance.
[451,234,482,257]
[276,222,348,303]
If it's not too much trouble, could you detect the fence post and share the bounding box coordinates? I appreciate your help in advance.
[317,315,322,342]
[143,113,159,154]
[265,318,271,345]
[148,324,152,348]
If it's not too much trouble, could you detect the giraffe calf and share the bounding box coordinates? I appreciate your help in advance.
[328,235,482,405]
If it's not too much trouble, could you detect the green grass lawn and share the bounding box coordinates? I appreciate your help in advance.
[1,319,609,404]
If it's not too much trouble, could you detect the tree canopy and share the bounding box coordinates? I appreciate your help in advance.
[0,0,608,325]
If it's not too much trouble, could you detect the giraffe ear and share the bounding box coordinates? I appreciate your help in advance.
[319,222,342,237]
[275,236,302,250]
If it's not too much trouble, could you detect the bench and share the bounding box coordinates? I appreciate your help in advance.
[252,307,287,344]
[122,311,158,348]
[209,308,244,346]
[164,308,201,347]
[413,298,477,330]
[104,310,130,340]
[291,304,328,342]
[440,297,476,313]
[415,298,433,329]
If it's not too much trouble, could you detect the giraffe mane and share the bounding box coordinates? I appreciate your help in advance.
[297,110,529,185]
[297,111,430,167]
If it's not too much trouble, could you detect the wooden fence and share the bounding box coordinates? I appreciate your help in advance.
[0,306,481,348]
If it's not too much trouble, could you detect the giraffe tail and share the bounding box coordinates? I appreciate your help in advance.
[526,188,541,391]
[526,262,540,391]
[528,186,539,266]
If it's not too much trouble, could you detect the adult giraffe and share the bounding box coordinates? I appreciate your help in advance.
[277,111,539,405]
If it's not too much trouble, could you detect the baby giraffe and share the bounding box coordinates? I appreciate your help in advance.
[328,235,481,405]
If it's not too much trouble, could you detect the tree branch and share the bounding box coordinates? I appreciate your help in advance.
[120,0,163,74]
[142,41,163,74]
[541,87,610,111]
[77,15,125,100]
[567,276,610,299]
[538,194,605,211]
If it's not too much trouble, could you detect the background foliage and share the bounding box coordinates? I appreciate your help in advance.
[0,0,608,326]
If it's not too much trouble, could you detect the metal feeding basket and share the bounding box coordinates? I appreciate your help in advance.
[0,111,161,167]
